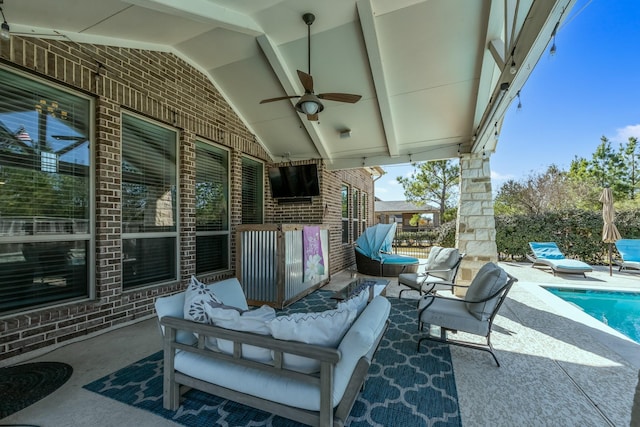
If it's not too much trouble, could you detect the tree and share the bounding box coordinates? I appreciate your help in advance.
[623,136,639,199]
[397,160,459,220]
[568,136,628,200]
[494,164,599,215]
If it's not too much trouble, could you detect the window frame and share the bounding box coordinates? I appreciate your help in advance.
[241,155,264,225]
[0,65,96,313]
[120,112,179,289]
[341,184,349,244]
[195,139,230,274]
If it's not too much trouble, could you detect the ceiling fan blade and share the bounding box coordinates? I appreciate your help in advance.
[260,95,300,104]
[317,93,362,103]
[297,70,314,93]
[306,113,319,121]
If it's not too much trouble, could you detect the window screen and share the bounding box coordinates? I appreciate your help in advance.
[241,157,263,224]
[0,67,92,314]
[196,141,229,273]
[121,114,177,288]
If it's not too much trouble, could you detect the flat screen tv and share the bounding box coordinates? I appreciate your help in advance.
[268,164,320,198]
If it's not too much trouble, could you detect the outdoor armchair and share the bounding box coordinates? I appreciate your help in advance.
[398,247,464,299]
[527,242,592,277]
[417,262,517,367]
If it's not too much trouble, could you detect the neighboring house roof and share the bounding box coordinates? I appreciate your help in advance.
[375,200,438,213]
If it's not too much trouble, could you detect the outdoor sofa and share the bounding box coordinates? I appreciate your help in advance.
[155,277,391,427]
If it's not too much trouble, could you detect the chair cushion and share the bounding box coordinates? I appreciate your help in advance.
[398,273,450,292]
[615,239,640,262]
[529,242,565,260]
[155,292,197,345]
[336,288,369,317]
[379,253,419,265]
[465,263,508,321]
[425,247,460,280]
[419,296,489,336]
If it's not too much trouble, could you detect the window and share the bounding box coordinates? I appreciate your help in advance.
[341,184,349,243]
[121,114,177,289]
[362,192,368,230]
[241,157,263,224]
[352,188,360,241]
[0,67,92,314]
[195,141,229,273]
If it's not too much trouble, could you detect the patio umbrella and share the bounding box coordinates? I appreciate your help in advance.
[598,187,621,276]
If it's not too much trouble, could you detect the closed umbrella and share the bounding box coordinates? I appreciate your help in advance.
[599,187,621,276]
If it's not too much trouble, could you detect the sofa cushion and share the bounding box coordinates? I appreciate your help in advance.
[207,277,249,311]
[267,308,357,373]
[465,262,508,321]
[155,292,197,345]
[207,304,276,362]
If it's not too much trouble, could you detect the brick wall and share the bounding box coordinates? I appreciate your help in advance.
[0,37,375,364]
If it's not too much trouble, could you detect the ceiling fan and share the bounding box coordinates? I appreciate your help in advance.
[259,13,362,121]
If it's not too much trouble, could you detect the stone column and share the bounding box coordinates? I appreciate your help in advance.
[456,153,498,286]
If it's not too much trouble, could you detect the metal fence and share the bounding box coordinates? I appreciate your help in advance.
[391,229,435,258]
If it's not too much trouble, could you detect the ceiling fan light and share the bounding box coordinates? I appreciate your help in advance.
[295,94,324,116]
[300,100,319,115]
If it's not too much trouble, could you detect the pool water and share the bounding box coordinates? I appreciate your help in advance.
[546,288,640,344]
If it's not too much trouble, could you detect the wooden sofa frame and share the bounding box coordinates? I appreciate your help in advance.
[161,316,387,427]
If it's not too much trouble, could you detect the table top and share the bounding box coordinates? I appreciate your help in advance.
[331,278,389,301]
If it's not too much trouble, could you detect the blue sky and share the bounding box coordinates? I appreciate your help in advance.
[375,0,640,200]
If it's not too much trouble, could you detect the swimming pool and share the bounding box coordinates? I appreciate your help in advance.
[546,288,640,344]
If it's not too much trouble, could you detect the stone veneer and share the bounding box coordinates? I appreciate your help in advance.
[0,36,374,363]
[456,153,498,285]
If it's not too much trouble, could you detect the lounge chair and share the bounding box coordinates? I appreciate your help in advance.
[398,247,464,299]
[354,223,419,277]
[527,242,592,277]
[614,239,640,272]
[417,262,517,367]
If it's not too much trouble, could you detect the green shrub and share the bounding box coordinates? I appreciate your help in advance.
[495,208,640,264]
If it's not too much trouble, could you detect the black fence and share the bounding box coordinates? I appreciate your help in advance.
[391,229,435,258]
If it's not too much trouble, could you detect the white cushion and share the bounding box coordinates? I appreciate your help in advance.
[267,308,357,373]
[419,296,490,336]
[207,277,249,311]
[208,305,276,362]
[336,288,369,317]
[155,292,197,345]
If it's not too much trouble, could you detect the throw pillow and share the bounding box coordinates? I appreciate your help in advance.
[465,262,509,321]
[207,304,276,362]
[336,288,369,317]
[267,308,357,373]
[183,275,222,324]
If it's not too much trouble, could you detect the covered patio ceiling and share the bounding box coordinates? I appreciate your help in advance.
[5,0,575,170]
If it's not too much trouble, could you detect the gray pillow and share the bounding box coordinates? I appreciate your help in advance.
[426,247,460,280]
[465,263,508,321]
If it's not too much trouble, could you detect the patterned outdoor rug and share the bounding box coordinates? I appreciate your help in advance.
[84,291,460,426]
[0,361,73,418]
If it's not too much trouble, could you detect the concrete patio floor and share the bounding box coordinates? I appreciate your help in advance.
[2,262,640,426]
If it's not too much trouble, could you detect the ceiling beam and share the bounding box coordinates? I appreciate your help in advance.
[123,0,263,35]
[356,0,398,157]
[256,34,332,163]
[472,0,577,153]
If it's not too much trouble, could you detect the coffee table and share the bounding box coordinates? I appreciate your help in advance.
[330,278,389,301]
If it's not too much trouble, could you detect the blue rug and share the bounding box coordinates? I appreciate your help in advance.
[84,291,461,426]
